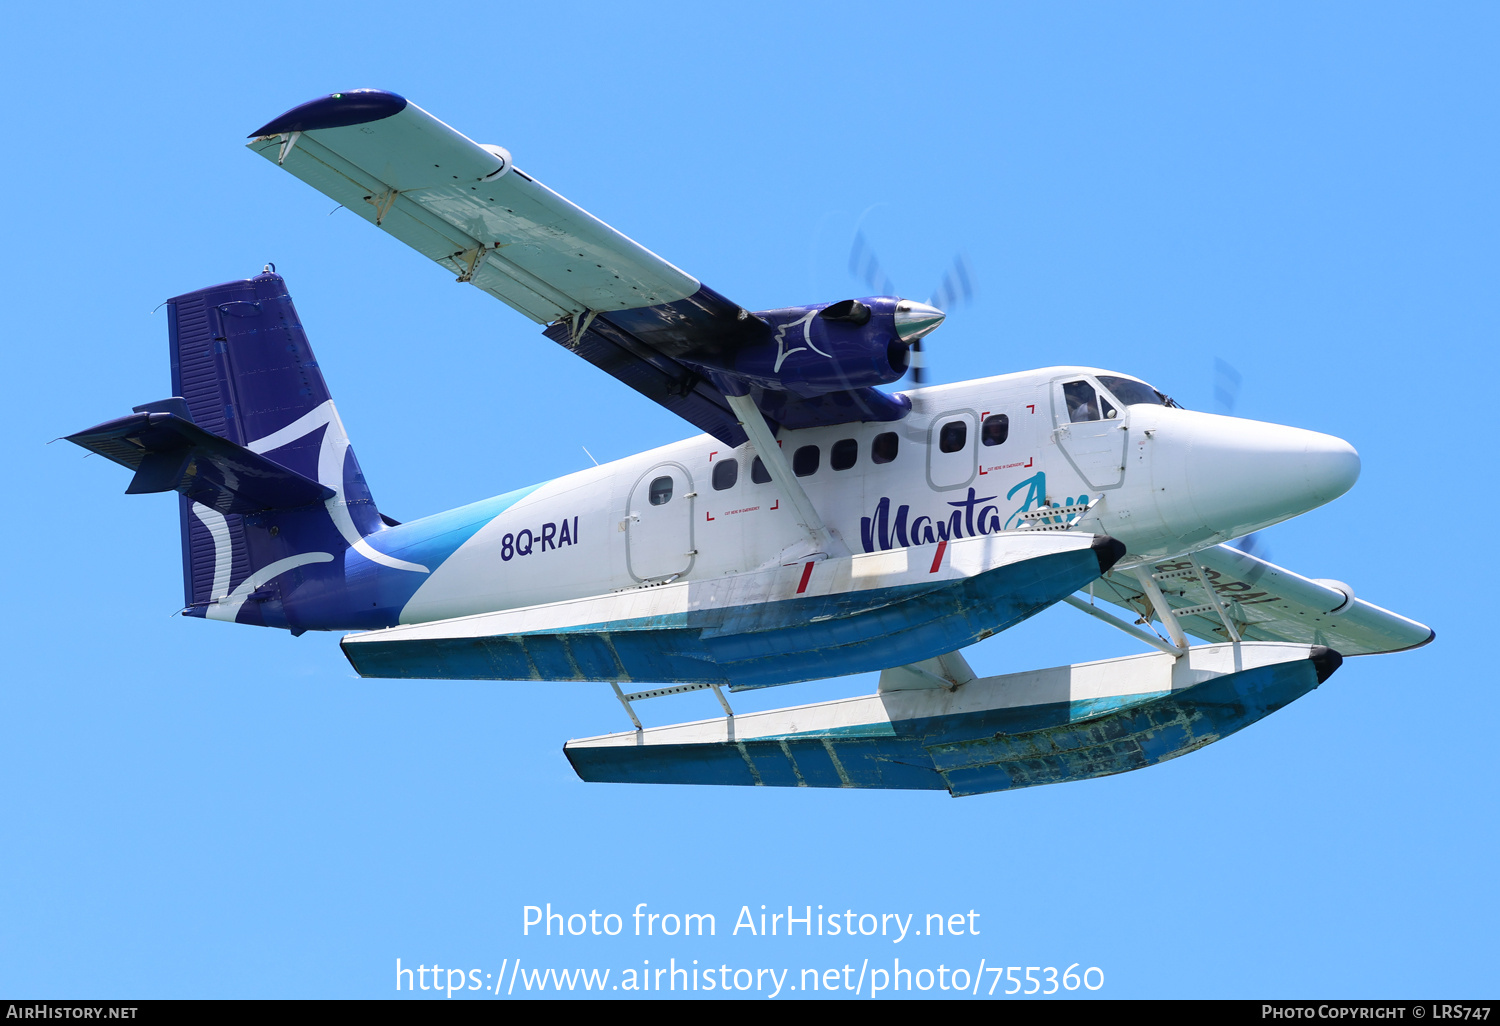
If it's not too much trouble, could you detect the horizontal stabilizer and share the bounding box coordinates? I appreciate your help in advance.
[565,642,1340,796]
[67,406,334,515]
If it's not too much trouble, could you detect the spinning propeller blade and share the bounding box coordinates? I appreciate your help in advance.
[929,253,975,313]
[1216,357,1271,563]
[848,230,896,296]
[846,235,974,385]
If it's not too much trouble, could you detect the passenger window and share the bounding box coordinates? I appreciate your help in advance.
[793,445,819,477]
[712,458,738,491]
[872,432,899,465]
[751,456,771,484]
[939,420,968,453]
[649,476,673,505]
[982,414,1009,446]
[1064,380,1101,423]
[831,438,858,471]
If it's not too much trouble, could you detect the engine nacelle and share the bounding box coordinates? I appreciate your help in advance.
[688,297,914,398]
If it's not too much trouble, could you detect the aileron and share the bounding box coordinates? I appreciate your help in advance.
[247,90,698,322]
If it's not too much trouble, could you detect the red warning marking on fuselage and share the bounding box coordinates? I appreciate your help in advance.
[929,540,948,573]
[797,561,815,594]
[705,512,714,521]
[770,499,780,510]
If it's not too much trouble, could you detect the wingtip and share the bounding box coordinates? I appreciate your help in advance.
[248,88,408,138]
[1408,627,1437,652]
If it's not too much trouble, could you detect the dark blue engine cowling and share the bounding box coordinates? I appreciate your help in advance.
[685,297,909,399]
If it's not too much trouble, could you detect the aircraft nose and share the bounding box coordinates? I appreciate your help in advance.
[1155,411,1361,538]
[1299,432,1361,504]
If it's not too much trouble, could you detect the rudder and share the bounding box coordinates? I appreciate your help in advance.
[172,268,393,626]
[159,269,387,627]
[70,268,425,634]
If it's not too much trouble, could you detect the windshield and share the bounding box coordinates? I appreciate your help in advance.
[1098,374,1184,409]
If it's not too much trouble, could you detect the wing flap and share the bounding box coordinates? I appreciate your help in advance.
[544,316,747,446]
[1089,544,1433,655]
[249,133,571,323]
[248,95,699,320]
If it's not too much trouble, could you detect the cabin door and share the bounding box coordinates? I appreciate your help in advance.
[926,410,980,490]
[627,463,696,581]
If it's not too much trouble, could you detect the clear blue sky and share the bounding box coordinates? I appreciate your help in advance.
[3,0,1494,999]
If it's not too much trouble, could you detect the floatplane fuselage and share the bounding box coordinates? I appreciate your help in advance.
[66,89,1429,795]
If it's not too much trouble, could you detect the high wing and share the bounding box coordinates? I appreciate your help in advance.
[1085,544,1433,655]
[246,90,913,447]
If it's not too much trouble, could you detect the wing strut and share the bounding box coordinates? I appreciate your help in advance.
[878,650,979,692]
[610,680,736,734]
[1133,567,1190,653]
[1061,594,1183,655]
[723,392,842,559]
[1079,555,1246,653]
[1181,555,1242,641]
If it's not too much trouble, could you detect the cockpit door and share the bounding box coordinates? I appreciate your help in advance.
[1051,377,1127,489]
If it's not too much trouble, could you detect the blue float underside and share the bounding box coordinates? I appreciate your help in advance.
[566,656,1326,796]
[343,544,1104,688]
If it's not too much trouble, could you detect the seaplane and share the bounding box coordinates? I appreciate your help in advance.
[68,90,1433,796]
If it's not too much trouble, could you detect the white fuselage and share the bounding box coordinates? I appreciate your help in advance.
[390,367,1360,625]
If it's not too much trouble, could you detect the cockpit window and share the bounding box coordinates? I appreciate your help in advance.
[1099,375,1160,407]
[1098,374,1183,409]
[1063,380,1102,423]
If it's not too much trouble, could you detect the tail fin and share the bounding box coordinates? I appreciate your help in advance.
[72,269,416,632]
[167,271,363,621]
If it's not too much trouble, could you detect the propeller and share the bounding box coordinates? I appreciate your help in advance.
[848,231,974,384]
[1215,357,1272,565]
[1213,357,1244,415]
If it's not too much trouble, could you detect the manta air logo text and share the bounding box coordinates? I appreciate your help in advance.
[859,473,1092,552]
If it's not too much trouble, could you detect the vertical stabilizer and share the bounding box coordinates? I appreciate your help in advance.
[165,270,384,628]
